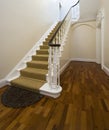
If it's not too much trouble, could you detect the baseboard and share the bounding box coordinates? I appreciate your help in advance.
[0,79,7,88]
[103,65,109,76]
[60,59,71,74]
[60,58,96,74]
[71,58,96,63]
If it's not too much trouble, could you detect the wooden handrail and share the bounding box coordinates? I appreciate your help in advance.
[49,0,80,46]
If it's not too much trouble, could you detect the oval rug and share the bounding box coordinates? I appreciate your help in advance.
[1,86,44,108]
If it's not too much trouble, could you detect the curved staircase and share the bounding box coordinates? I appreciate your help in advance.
[11,23,60,94]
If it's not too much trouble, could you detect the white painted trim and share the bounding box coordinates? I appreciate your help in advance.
[0,79,7,88]
[40,83,62,98]
[60,58,98,75]
[96,27,101,64]
[60,59,71,74]
[101,9,105,69]
[5,21,58,82]
[77,17,96,23]
[96,9,102,65]
[71,58,97,62]
[103,65,109,76]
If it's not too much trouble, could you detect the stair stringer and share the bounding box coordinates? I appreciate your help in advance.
[6,21,58,84]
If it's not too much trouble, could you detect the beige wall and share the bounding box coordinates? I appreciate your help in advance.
[0,0,59,79]
[70,21,96,60]
[101,0,109,68]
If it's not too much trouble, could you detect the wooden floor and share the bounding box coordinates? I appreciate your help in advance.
[0,61,109,130]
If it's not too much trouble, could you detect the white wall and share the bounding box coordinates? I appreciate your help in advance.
[101,0,109,68]
[60,29,71,68]
[80,0,100,21]
[0,0,59,79]
[70,21,96,61]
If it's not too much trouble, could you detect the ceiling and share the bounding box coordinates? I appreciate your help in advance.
[79,0,100,21]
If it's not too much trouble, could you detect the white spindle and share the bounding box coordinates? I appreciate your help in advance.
[47,9,72,90]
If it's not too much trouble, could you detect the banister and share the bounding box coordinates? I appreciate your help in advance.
[49,0,80,46]
[47,0,80,95]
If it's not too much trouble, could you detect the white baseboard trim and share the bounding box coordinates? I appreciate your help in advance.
[5,21,58,82]
[71,58,96,63]
[0,79,7,88]
[60,59,71,74]
[60,58,96,74]
[103,65,109,76]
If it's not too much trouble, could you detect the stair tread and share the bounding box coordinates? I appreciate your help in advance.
[38,49,48,51]
[37,49,49,54]
[33,54,48,57]
[43,41,49,44]
[40,46,49,49]
[21,67,48,75]
[40,45,49,47]
[11,76,45,91]
[28,60,48,64]
[40,45,48,47]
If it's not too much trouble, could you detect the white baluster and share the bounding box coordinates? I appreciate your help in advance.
[48,47,52,88]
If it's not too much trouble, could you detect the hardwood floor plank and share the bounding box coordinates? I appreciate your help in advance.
[0,61,109,130]
[81,111,87,130]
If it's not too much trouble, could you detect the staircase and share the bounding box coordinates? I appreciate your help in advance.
[9,0,79,98]
[11,23,60,93]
